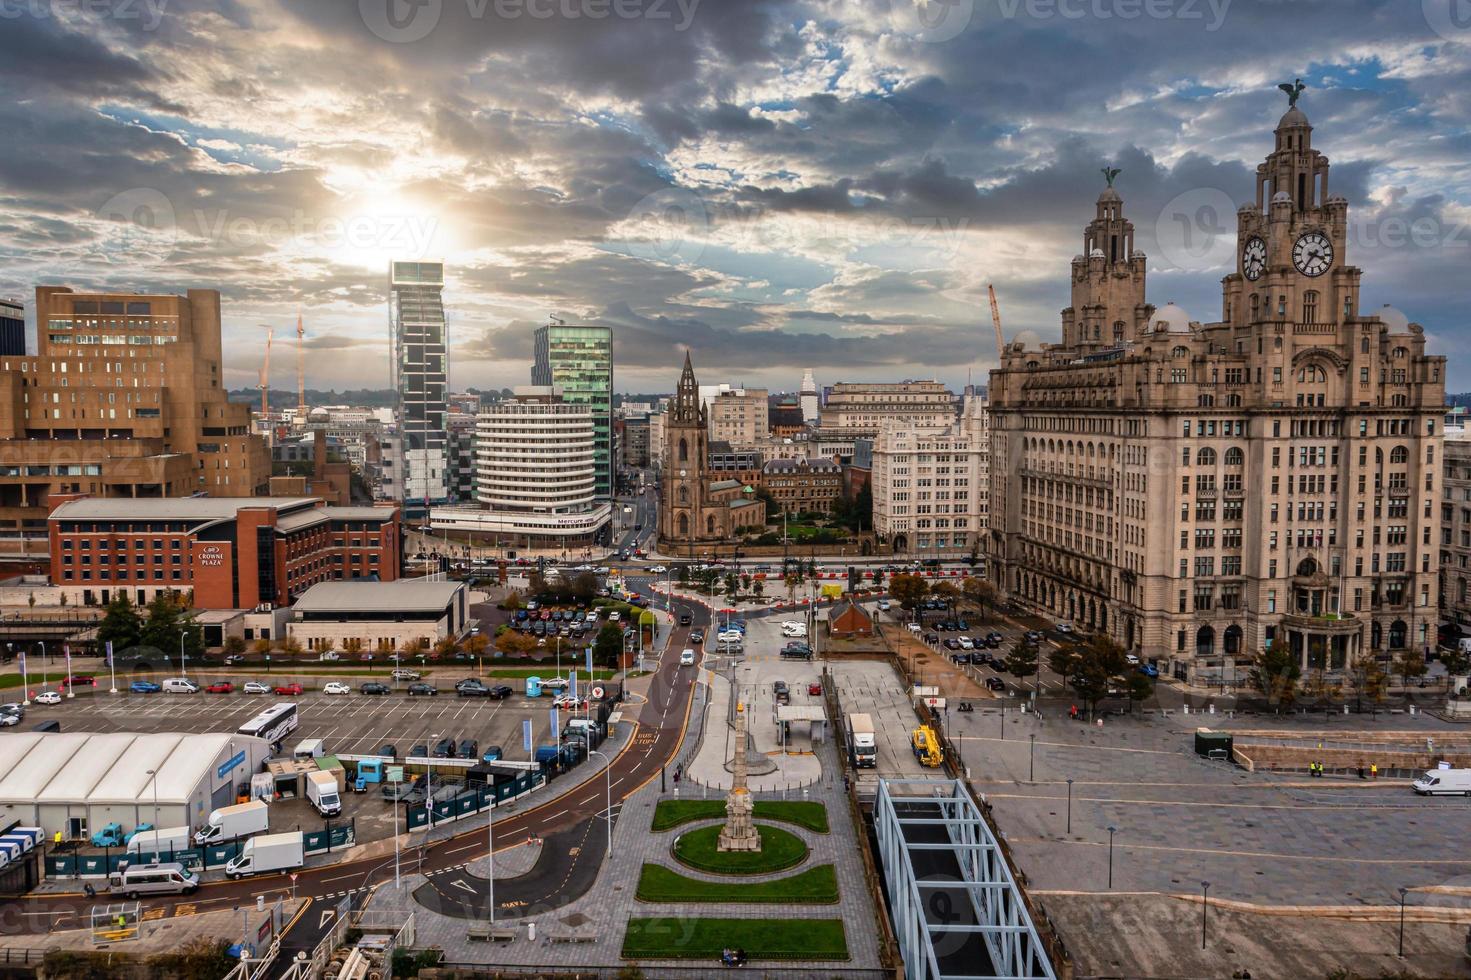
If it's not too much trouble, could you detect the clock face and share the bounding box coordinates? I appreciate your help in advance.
[1293,231,1333,276]
[1242,237,1267,281]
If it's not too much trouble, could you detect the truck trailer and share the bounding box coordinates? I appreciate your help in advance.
[126,826,192,857]
[225,831,305,879]
[194,800,270,845]
[846,713,877,769]
[306,770,342,817]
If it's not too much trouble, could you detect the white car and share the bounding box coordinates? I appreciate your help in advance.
[607,611,621,622]
[906,622,921,633]
[243,681,271,695]
[649,565,667,574]
[679,649,696,666]
[0,712,20,726]
[552,693,587,710]
[1055,623,1075,634]
[877,599,891,611]
[959,637,974,650]
[323,681,351,696]
[33,691,62,705]
[319,651,341,662]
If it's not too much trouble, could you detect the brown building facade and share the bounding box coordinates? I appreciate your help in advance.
[762,456,843,515]
[0,287,269,548]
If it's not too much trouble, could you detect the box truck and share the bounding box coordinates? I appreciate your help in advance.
[846,713,877,769]
[225,831,305,879]
[293,738,326,761]
[194,799,270,845]
[126,825,192,857]
[306,770,341,817]
[1412,768,1471,795]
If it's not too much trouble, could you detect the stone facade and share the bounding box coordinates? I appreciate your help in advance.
[707,386,769,449]
[762,456,842,515]
[872,395,990,558]
[988,96,1446,683]
[818,380,956,439]
[1441,426,1471,637]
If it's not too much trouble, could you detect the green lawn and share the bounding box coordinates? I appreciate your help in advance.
[635,863,838,904]
[651,799,829,833]
[672,823,807,875]
[622,917,848,961]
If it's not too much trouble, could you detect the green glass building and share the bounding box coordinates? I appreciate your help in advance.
[532,324,613,500]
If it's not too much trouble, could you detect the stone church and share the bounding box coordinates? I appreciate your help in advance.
[657,353,766,555]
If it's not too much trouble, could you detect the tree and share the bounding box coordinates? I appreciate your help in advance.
[433,636,459,660]
[724,573,739,597]
[1348,652,1388,713]
[888,574,929,612]
[140,591,202,658]
[251,637,274,659]
[871,567,884,591]
[1393,649,1428,690]
[741,573,752,594]
[962,576,995,620]
[96,595,143,652]
[1003,637,1038,684]
[677,564,690,585]
[464,633,491,661]
[1125,671,1154,711]
[930,581,960,620]
[222,635,246,659]
[1440,647,1470,684]
[503,591,523,611]
[495,629,535,658]
[593,622,624,667]
[279,636,304,658]
[1248,646,1301,708]
[570,573,600,603]
[751,579,764,599]
[1052,635,1128,717]
[342,636,364,658]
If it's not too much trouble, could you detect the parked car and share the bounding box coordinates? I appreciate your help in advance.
[487,684,513,700]
[481,745,504,762]
[407,682,438,696]
[62,675,96,689]
[772,680,790,705]
[455,679,490,697]
[129,681,161,694]
[951,653,971,665]
[959,637,974,650]
[318,651,341,662]
[360,682,391,695]
[905,622,921,633]
[0,712,19,727]
[1138,663,1160,678]
[552,693,588,710]
[34,690,63,705]
[432,738,457,758]
[924,633,939,645]
[205,681,234,694]
[323,681,351,696]
[807,681,822,696]
[273,683,304,696]
[943,638,961,650]
[458,738,478,759]
[391,668,421,681]
[243,681,271,695]
[377,744,398,760]
[409,744,428,759]
[984,676,1006,691]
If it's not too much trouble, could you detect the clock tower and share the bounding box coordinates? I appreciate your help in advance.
[1062,171,1152,348]
[660,350,708,548]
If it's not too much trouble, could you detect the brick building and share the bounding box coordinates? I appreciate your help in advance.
[762,456,843,515]
[48,496,400,609]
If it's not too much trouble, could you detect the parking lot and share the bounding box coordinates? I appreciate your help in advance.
[827,659,933,782]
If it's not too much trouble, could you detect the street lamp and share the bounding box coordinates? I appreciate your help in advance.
[587,749,614,858]
[1106,825,1117,889]
[1397,886,1408,957]
[425,732,441,830]
[1200,881,1210,949]
[1029,734,1037,783]
[145,768,160,834]
[1065,778,1074,835]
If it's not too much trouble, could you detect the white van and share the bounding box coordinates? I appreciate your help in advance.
[162,678,199,694]
[1412,768,1471,796]
[108,862,199,897]
[679,649,696,666]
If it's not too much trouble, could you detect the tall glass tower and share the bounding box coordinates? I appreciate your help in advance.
[390,260,449,515]
[532,323,613,500]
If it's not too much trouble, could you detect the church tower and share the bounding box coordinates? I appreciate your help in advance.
[660,351,708,547]
[1062,171,1152,348]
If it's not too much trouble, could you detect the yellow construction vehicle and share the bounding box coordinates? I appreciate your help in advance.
[912,726,943,767]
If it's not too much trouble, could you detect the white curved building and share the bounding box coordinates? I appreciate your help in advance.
[429,386,610,549]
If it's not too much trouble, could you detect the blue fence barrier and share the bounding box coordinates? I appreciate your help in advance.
[405,769,545,832]
[46,821,353,878]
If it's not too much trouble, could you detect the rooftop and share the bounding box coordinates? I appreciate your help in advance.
[293,579,464,614]
[0,732,269,806]
[50,496,319,522]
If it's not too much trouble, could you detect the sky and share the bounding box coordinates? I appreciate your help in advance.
[1,0,1468,395]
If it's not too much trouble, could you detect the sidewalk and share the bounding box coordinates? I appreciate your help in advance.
[682,670,821,792]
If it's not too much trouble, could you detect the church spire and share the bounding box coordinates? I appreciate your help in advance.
[672,349,703,423]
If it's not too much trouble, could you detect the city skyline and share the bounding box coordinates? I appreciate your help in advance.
[0,3,1466,394]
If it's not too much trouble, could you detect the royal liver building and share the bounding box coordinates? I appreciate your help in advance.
[987,87,1446,683]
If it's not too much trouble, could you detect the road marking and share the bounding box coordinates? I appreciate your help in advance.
[319,910,335,928]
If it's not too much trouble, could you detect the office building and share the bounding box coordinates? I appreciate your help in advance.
[800,368,819,423]
[533,323,613,499]
[987,95,1446,682]
[872,395,990,557]
[762,457,843,515]
[47,495,400,609]
[707,386,769,449]
[0,287,269,551]
[429,386,611,549]
[288,579,468,653]
[622,415,651,467]
[1441,425,1471,637]
[818,381,956,438]
[390,260,449,515]
[0,298,24,356]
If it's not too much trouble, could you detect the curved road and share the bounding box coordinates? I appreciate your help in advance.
[4,591,709,968]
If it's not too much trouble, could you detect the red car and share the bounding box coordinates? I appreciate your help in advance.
[273,683,303,696]
[62,675,96,689]
[808,682,823,696]
[205,681,234,694]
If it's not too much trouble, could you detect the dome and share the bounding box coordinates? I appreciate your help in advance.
[1073,254,1085,263]
[1012,329,1044,350]
[1271,190,1291,204]
[1277,105,1310,129]
[1130,249,1146,259]
[1097,186,1122,203]
[1089,247,1105,258]
[1150,302,1194,334]
[1238,202,1257,213]
[1375,304,1410,332]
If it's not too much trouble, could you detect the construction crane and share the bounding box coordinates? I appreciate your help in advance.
[259,326,273,417]
[296,312,306,414]
[987,283,1005,361]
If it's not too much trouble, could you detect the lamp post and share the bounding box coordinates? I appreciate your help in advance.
[1029,734,1037,783]
[1065,778,1074,835]
[486,787,497,927]
[587,749,613,858]
[20,644,29,706]
[425,732,441,831]
[179,633,187,679]
[1397,886,1408,957]
[1106,825,1117,889]
[145,768,160,833]
[1200,881,1210,949]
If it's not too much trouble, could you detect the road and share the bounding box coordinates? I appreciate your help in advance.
[3,595,710,971]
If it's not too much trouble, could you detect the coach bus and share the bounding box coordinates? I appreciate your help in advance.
[237,702,299,750]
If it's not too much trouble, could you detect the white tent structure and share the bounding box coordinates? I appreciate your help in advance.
[0,732,270,840]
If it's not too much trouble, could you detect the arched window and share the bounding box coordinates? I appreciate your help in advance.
[1296,557,1319,577]
[1392,346,1408,359]
[677,486,689,505]
[677,513,689,536]
[1302,290,1318,323]
[678,438,688,462]
[1389,446,1408,464]
[1196,626,1215,658]
[1196,448,1216,466]
[1172,346,1188,358]
[1224,447,1245,466]
[1113,320,1125,342]
[1388,620,1407,649]
[706,515,716,535]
